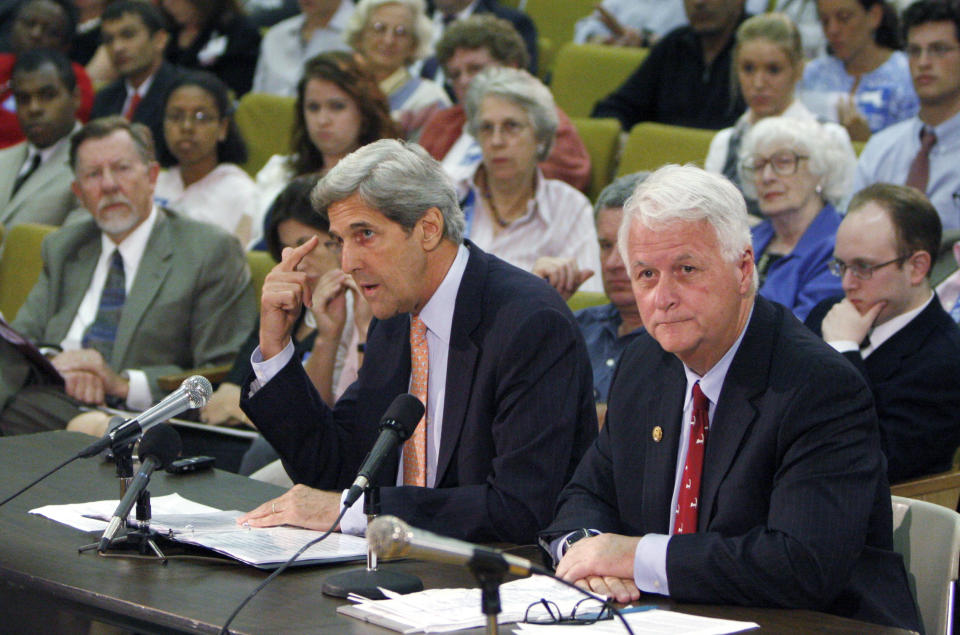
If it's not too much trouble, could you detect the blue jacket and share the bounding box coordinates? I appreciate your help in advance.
[751,203,843,321]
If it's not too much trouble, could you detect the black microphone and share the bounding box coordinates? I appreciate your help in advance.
[98,424,182,552]
[78,375,212,458]
[343,394,424,508]
[367,516,546,577]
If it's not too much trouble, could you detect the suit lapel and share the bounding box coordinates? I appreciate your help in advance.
[640,353,685,533]
[3,141,71,219]
[865,300,942,382]
[48,231,100,343]
[112,212,173,367]
[435,244,483,483]
[698,300,772,530]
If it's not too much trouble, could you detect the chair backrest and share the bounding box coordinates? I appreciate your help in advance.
[617,122,716,176]
[567,290,608,313]
[246,250,277,312]
[550,43,648,118]
[932,228,960,287]
[234,92,297,177]
[524,0,596,76]
[0,223,56,321]
[570,117,622,200]
[891,495,960,635]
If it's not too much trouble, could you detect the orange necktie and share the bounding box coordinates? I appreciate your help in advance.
[403,316,428,486]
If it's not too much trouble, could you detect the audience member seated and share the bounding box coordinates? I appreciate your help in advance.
[235,139,597,544]
[418,15,590,191]
[91,1,182,165]
[739,117,852,320]
[344,0,449,138]
[573,0,687,48]
[159,0,261,98]
[421,0,537,79]
[460,67,601,296]
[852,0,960,231]
[799,0,916,142]
[252,0,354,97]
[591,0,748,130]
[154,70,258,245]
[244,0,300,29]
[0,0,93,148]
[252,51,401,246]
[540,164,921,633]
[806,183,960,483]
[574,173,646,408]
[706,12,853,215]
[765,0,826,59]
[0,49,84,232]
[1,117,254,435]
[200,177,370,483]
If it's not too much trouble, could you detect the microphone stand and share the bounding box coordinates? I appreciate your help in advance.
[321,484,423,599]
[79,440,169,563]
[468,551,508,635]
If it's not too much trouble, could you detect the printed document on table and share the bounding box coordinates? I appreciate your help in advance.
[30,493,366,568]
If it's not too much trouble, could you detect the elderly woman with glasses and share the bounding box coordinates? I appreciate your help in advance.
[345,0,450,136]
[461,66,601,297]
[739,115,857,320]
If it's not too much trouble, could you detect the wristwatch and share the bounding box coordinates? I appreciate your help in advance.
[562,528,600,554]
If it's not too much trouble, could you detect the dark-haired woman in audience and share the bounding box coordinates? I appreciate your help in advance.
[739,116,855,321]
[154,71,257,245]
[344,0,450,138]
[799,0,917,141]
[461,66,601,298]
[253,51,401,246]
[706,13,852,215]
[160,0,261,96]
[202,177,371,481]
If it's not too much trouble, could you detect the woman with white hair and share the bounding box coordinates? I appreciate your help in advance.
[345,0,449,135]
[739,115,856,320]
[462,66,601,297]
[705,13,853,216]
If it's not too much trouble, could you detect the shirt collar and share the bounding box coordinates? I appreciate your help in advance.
[380,66,411,96]
[865,291,934,354]
[416,243,470,348]
[125,71,155,98]
[25,122,78,166]
[682,302,755,410]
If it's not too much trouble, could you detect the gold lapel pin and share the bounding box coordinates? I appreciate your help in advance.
[652,426,663,442]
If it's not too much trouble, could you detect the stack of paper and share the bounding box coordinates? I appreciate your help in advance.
[338,575,758,633]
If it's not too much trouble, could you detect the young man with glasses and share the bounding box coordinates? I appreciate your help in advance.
[805,183,960,484]
[852,0,960,230]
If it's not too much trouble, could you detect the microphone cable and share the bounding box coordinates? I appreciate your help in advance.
[0,453,81,508]
[218,504,350,635]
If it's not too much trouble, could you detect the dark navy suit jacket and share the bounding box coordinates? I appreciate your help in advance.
[545,297,921,632]
[242,242,597,544]
[806,294,960,483]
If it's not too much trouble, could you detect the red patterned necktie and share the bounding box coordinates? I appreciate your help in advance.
[124,92,142,121]
[673,382,710,535]
[403,316,428,486]
[905,127,937,192]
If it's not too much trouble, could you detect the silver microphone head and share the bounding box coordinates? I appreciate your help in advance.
[181,375,213,409]
[367,515,412,559]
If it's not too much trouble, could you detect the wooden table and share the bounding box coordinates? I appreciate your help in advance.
[0,431,915,634]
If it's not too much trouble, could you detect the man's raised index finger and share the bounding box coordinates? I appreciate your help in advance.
[278,235,320,272]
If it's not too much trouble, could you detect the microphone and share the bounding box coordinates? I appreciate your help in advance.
[367,516,546,578]
[343,394,424,508]
[98,423,182,552]
[78,375,212,458]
